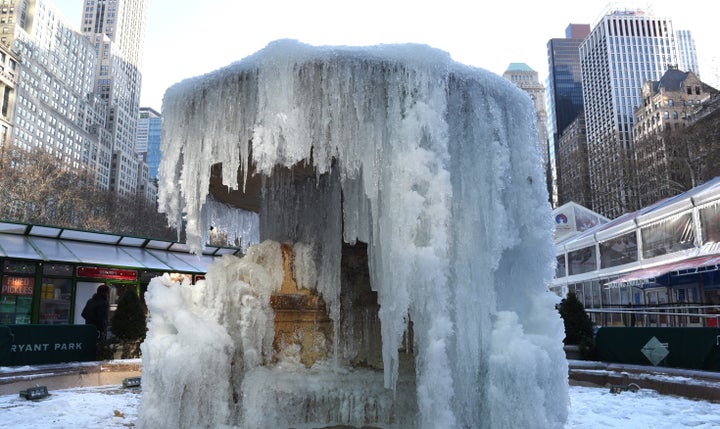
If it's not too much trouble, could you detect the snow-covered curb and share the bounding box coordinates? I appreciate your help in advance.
[0,359,141,395]
[569,360,720,403]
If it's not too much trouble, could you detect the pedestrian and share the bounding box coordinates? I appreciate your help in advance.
[81,285,110,341]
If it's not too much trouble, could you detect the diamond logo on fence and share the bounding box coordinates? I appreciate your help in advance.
[641,336,669,366]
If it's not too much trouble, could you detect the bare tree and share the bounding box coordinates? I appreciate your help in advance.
[0,144,176,240]
[679,107,720,185]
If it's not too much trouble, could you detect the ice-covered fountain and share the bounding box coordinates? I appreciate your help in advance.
[139,39,569,429]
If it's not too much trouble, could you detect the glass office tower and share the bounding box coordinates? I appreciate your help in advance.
[676,29,699,76]
[136,107,162,180]
[546,24,590,207]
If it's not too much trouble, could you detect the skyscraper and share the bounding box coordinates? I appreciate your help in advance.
[135,106,161,179]
[546,23,590,207]
[135,107,160,203]
[0,43,18,165]
[557,112,591,208]
[81,0,149,197]
[676,30,700,75]
[502,63,550,198]
[580,6,679,218]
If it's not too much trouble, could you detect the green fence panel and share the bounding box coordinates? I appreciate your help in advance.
[0,325,11,364]
[596,327,720,371]
[0,324,97,366]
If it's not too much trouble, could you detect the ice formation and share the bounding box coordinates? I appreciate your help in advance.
[144,39,569,428]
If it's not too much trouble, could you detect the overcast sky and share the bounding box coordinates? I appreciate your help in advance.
[54,0,719,112]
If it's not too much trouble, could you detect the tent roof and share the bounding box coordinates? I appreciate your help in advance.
[0,221,242,273]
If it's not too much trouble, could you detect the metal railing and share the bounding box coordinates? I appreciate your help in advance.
[585,304,720,328]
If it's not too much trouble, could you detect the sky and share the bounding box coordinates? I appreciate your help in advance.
[1,383,720,428]
[52,0,719,112]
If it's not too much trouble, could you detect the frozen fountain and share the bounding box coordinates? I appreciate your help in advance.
[139,40,569,429]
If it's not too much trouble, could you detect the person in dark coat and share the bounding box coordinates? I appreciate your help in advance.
[82,285,110,340]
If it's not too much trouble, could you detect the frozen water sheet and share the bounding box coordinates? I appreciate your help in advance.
[152,39,568,428]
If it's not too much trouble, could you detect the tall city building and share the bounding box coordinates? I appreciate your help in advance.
[502,63,550,198]
[0,43,18,164]
[580,6,679,218]
[557,112,591,208]
[7,0,111,187]
[80,0,149,197]
[135,107,160,203]
[676,29,699,75]
[135,107,161,179]
[546,23,590,207]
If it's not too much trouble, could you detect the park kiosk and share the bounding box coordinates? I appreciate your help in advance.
[0,221,243,365]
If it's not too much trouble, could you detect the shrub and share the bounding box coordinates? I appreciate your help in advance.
[558,292,596,359]
[111,288,147,342]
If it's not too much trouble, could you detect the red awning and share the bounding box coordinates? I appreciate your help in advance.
[606,254,720,287]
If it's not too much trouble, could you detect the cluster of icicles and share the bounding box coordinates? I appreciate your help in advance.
[149,39,568,428]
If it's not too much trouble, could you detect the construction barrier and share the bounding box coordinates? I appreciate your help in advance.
[596,327,720,371]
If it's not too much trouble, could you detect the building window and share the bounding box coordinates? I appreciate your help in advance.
[600,232,638,268]
[38,273,73,325]
[1,260,37,324]
[641,213,695,258]
[568,246,597,275]
[699,203,720,244]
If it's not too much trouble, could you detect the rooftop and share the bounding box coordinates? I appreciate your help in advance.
[505,62,535,72]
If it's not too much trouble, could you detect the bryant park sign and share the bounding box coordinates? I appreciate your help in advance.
[0,324,97,365]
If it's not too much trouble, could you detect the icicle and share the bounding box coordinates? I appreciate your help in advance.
[153,39,569,429]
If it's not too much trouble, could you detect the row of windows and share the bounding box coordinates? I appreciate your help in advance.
[507,73,535,81]
[13,40,94,96]
[15,94,88,153]
[655,97,701,108]
[558,205,719,278]
[608,37,673,52]
[608,17,671,38]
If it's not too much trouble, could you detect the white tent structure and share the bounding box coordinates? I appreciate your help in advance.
[553,177,720,328]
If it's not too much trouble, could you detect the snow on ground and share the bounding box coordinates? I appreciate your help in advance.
[566,385,720,428]
[0,385,139,428]
[0,384,719,428]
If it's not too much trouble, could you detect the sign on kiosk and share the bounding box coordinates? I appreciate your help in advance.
[76,266,137,281]
[1,276,34,295]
